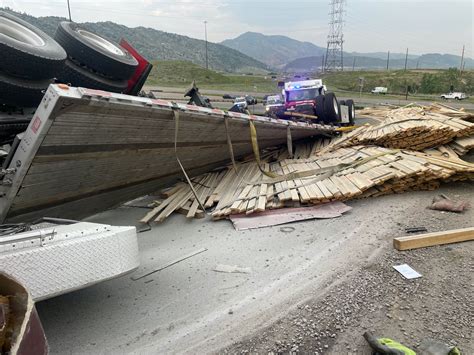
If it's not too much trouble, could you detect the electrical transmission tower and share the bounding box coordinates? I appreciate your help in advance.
[324,0,345,72]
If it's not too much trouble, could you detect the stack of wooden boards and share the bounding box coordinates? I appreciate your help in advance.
[320,104,474,152]
[140,104,474,223]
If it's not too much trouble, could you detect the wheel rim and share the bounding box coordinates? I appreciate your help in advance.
[0,16,45,46]
[77,29,125,56]
[333,97,339,115]
[351,105,355,118]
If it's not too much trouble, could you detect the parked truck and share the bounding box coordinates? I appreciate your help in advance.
[371,86,388,94]
[280,79,356,126]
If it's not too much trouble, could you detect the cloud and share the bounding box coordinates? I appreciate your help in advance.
[1,0,471,55]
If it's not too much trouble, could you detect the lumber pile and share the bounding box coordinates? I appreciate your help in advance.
[425,102,474,122]
[140,143,474,222]
[318,105,474,153]
[139,104,474,223]
[360,103,474,122]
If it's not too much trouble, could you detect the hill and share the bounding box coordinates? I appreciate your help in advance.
[221,32,472,71]
[221,32,326,67]
[322,69,474,95]
[146,60,279,93]
[284,54,474,72]
[1,8,268,73]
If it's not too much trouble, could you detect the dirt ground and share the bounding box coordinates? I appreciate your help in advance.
[224,183,474,355]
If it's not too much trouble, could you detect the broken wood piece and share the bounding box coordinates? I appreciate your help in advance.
[393,227,474,251]
[213,264,252,274]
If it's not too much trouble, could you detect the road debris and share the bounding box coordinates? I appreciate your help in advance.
[393,264,422,279]
[213,264,252,274]
[428,194,470,213]
[418,339,462,355]
[393,227,474,251]
[405,227,428,233]
[363,332,416,354]
[132,248,208,281]
[229,201,351,230]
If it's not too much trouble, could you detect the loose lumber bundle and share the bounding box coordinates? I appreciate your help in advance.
[449,136,474,155]
[361,103,474,123]
[425,103,474,122]
[319,105,474,153]
[138,103,474,223]
[140,142,474,222]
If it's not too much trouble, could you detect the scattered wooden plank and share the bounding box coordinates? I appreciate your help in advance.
[393,227,474,251]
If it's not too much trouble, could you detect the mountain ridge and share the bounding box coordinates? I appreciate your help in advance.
[222,32,473,71]
[1,8,269,73]
[284,53,474,72]
[221,32,326,67]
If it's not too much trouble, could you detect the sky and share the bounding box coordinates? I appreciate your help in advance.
[1,0,472,57]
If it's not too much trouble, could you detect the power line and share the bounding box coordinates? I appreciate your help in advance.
[325,0,345,72]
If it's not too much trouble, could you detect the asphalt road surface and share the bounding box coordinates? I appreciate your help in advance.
[36,183,474,354]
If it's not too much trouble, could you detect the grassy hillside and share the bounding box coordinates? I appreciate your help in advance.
[322,69,474,95]
[2,8,268,73]
[146,61,279,92]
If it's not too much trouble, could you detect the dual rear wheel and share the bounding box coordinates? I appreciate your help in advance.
[0,11,138,108]
[317,93,355,126]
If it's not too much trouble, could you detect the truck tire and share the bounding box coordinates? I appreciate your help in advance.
[57,59,128,93]
[54,22,138,80]
[323,92,340,123]
[0,71,51,107]
[345,99,355,125]
[314,95,325,119]
[0,11,67,80]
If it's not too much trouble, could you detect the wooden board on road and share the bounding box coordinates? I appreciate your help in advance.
[393,227,474,250]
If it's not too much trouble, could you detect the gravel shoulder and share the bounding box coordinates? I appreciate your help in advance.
[224,182,474,355]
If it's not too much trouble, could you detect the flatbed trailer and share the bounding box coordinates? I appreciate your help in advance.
[0,84,337,223]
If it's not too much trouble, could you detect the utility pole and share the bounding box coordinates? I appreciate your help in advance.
[352,57,355,71]
[460,44,465,74]
[416,59,419,69]
[386,50,390,70]
[67,0,72,21]
[204,21,208,69]
[358,77,364,98]
[404,48,408,71]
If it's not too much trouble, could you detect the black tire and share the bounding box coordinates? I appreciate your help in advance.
[345,99,355,125]
[0,71,51,107]
[0,11,67,80]
[323,92,340,123]
[54,22,138,80]
[314,95,325,119]
[57,59,128,93]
